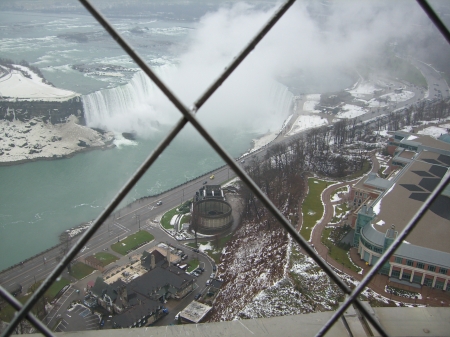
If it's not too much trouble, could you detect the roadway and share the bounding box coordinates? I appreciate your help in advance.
[0,173,225,298]
[0,65,439,293]
[0,56,447,324]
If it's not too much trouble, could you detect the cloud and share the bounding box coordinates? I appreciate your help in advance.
[84,1,429,137]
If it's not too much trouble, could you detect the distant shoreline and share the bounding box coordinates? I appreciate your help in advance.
[0,141,116,167]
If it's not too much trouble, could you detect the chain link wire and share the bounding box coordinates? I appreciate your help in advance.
[1,1,448,336]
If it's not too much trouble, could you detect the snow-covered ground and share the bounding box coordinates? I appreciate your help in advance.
[0,115,114,163]
[336,104,367,119]
[240,248,343,319]
[302,94,321,113]
[286,115,328,136]
[367,98,388,107]
[0,65,114,163]
[209,221,288,322]
[251,131,278,151]
[0,65,78,101]
[379,90,415,103]
[418,124,450,138]
[347,81,378,98]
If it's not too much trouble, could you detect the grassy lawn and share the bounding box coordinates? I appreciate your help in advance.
[45,278,71,300]
[180,214,191,225]
[0,278,70,322]
[92,252,119,267]
[161,208,181,229]
[300,179,328,240]
[378,166,388,178]
[186,241,203,249]
[211,235,232,263]
[161,202,191,230]
[377,54,427,89]
[331,186,347,199]
[185,234,232,264]
[346,161,371,180]
[187,258,199,272]
[0,293,34,322]
[331,202,349,223]
[70,262,96,280]
[393,58,428,88]
[111,230,154,255]
[321,227,361,273]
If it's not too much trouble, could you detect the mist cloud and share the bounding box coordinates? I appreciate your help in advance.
[155,1,426,130]
[88,1,430,137]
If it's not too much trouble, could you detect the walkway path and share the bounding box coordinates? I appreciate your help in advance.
[303,152,450,307]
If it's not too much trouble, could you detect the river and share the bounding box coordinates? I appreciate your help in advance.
[0,6,355,271]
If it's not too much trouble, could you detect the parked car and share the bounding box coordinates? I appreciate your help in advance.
[174,312,180,320]
[181,254,188,260]
[194,293,202,300]
[206,279,212,286]
[193,248,199,253]
[203,181,208,185]
[212,265,216,272]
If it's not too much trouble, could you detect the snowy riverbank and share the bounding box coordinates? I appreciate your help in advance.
[0,63,115,164]
[0,64,78,101]
[0,115,114,164]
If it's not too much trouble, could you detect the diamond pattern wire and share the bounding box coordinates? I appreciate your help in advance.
[1,0,449,336]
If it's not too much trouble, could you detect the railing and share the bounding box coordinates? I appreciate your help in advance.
[1,1,449,336]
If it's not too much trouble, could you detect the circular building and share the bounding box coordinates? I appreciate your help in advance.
[192,185,233,234]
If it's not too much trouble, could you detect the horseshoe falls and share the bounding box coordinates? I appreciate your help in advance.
[82,67,294,136]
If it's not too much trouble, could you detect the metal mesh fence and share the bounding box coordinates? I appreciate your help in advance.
[1,0,449,336]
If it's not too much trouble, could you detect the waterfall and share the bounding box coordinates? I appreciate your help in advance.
[270,81,294,117]
[82,66,294,135]
[82,66,175,134]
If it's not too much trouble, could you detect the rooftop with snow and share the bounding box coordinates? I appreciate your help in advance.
[180,301,212,323]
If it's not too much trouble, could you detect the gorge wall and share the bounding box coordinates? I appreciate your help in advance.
[0,97,85,125]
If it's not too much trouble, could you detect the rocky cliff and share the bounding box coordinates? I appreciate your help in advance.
[0,97,85,125]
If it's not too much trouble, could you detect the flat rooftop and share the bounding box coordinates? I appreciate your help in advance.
[371,150,450,253]
[394,132,450,152]
[180,300,212,323]
[398,150,416,159]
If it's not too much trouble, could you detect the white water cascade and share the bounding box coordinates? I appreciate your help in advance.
[82,66,176,135]
[270,81,294,117]
[82,67,294,135]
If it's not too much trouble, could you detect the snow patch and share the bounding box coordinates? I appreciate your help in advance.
[418,125,450,139]
[336,104,367,119]
[286,115,328,136]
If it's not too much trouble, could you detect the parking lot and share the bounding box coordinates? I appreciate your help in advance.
[54,304,100,332]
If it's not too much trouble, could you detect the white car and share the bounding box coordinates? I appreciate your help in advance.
[156,201,162,206]
[174,312,180,320]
